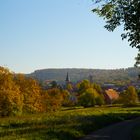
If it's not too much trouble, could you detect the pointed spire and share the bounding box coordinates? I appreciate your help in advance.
[66,72,70,82]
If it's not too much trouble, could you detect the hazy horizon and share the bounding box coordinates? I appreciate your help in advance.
[17,66,137,74]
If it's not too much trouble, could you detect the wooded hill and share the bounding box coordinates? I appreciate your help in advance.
[27,67,140,85]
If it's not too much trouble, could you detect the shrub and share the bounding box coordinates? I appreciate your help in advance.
[0,90,23,116]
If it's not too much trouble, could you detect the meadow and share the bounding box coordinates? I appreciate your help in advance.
[0,105,140,140]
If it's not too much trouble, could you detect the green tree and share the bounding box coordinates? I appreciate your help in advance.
[119,86,138,105]
[50,81,58,88]
[92,83,103,94]
[77,80,105,106]
[92,0,140,65]
[77,80,91,94]
[78,88,96,107]
[95,95,105,106]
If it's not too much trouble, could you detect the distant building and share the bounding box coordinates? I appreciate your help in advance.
[104,89,119,104]
[64,72,72,90]
[103,83,115,89]
[65,72,70,84]
[102,83,120,91]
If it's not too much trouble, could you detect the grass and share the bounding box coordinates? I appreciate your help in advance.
[0,105,140,140]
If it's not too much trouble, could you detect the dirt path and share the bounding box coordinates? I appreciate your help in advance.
[80,117,140,140]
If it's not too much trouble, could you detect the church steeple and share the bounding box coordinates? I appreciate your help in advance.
[66,72,70,83]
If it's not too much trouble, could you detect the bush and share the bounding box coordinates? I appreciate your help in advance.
[0,90,23,116]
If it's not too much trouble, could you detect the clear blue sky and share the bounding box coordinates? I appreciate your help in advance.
[0,0,138,73]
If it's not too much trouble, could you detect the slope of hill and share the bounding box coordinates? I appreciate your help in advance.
[27,67,140,85]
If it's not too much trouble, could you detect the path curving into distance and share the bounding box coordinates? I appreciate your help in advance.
[80,117,140,140]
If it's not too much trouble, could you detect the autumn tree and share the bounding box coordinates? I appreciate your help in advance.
[0,67,67,115]
[66,83,73,91]
[40,90,51,112]
[61,89,71,106]
[0,90,23,116]
[92,0,140,65]
[14,74,42,113]
[46,88,63,111]
[0,67,23,116]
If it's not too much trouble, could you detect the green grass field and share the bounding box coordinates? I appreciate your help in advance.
[0,105,140,140]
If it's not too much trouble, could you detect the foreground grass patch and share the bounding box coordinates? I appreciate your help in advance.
[0,106,140,140]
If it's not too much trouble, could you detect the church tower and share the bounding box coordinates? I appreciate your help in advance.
[65,72,73,91]
[65,72,70,83]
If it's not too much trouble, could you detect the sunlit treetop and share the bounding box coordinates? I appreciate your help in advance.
[0,66,10,74]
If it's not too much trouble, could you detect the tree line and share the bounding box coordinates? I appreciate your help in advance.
[29,68,140,85]
[0,66,139,117]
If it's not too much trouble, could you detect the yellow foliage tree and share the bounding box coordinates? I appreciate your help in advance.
[14,74,42,113]
[0,90,23,116]
[47,88,63,111]
[0,67,23,116]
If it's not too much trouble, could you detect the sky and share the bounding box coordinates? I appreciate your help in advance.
[0,0,138,73]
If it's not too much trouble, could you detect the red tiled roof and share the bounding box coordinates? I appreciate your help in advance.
[105,89,119,100]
